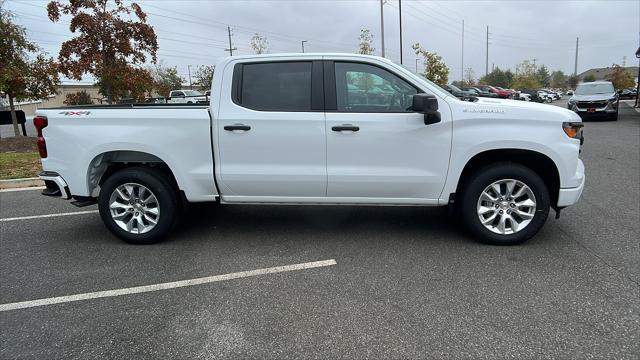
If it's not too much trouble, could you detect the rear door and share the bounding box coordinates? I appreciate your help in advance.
[216,60,326,200]
[324,60,452,203]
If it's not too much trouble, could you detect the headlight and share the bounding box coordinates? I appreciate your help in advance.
[608,97,617,103]
[568,98,576,105]
[563,122,584,139]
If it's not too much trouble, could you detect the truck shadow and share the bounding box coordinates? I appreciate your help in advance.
[171,203,472,246]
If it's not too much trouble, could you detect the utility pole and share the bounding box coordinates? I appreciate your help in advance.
[415,58,419,73]
[380,0,385,58]
[532,58,538,73]
[301,40,307,53]
[187,65,192,90]
[574,37,579,76]
[461,20,464,86]
[398,0,403,64]
[225,26,237,56]
[485,26,489,77]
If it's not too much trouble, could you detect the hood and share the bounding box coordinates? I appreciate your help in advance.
[570,93,616,102]
[467,97,581,122]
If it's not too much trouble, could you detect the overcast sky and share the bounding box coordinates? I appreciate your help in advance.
[6,0,640,83]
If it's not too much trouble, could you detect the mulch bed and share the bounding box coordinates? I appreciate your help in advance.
[0,136,38,153]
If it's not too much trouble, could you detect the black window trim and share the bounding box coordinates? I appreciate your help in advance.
[230,60,324,113]
[324,60,423,114]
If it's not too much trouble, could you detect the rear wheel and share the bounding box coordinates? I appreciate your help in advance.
[460,163,550,245]
[98,167,178,244]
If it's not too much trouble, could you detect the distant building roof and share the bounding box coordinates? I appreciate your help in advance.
[577,66,638,81]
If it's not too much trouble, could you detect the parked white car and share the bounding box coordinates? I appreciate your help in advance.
[34,53,585,246]
[537,91,554,103]
[167,90,207,104]
[517,92,532,101]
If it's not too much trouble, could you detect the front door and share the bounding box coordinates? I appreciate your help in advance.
[325,61,452,202]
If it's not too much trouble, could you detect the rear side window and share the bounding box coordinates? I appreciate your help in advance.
[235,62,312,111]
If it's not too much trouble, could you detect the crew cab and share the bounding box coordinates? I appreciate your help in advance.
[34,54,585,245]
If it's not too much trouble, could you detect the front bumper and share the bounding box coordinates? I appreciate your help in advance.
[557,159,585,207]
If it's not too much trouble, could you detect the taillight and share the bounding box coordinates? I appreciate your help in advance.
[33,116,48,158]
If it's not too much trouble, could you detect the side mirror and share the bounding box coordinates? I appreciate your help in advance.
[412,94,441,125]
[617,89,622,94]
[412,93,438,112]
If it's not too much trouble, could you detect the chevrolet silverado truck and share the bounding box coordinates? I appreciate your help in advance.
[34,54,585,245]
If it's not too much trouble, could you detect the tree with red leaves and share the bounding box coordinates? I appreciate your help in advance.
[47,0,158,103]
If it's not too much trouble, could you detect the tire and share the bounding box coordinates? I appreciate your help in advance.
[98,167,178,244]
[460,163,550,245]
[609,109,618,121]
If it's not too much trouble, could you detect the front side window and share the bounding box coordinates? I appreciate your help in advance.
[334,62,418,112]
[239,62,312,111]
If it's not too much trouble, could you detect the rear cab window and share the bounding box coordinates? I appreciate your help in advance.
[232,62,318,111]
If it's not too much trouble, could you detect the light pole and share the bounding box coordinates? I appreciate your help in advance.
[398,0,403,64]
[301,40,307,53]
[415,58,419,73]
[187,65,193,90]
[380,0,385,58]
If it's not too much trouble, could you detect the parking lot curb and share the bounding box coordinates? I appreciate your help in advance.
[0,177,44,190]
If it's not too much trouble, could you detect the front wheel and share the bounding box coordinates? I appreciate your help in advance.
[460,163,550,245]
[98,167,178,244]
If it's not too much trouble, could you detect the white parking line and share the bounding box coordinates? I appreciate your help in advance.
[0,186,46,192]
[0,210,99,222]
[0,259,337,312]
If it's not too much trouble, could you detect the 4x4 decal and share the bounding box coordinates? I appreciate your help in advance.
[58,111,91,116]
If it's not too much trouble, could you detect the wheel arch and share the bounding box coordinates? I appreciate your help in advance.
[87,150,180,198]
[453,148,561,208]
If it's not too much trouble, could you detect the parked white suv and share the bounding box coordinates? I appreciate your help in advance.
[167,90,207,104]
[34,54,585,245]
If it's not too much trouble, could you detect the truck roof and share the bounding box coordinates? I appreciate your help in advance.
[215,53,395,64]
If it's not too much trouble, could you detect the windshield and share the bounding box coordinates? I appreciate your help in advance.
[183,90,203,96]
[575,83,615,95]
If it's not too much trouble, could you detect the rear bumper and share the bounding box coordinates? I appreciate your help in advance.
[38,171,71,200]
[557,159,585,207]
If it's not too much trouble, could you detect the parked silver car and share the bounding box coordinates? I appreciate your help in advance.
[567,81,618,121]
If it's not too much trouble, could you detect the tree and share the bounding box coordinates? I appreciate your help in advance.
[464,67,475,86]
[511,60,540,89]
[535,65,550,87]
[194,65,214,90]
[63,90,93,105]
[1,3,60,136]
[357,29,375,55]
[606,64,635,89]
[47,0,158,103]
[149,63,183,98]
[550,70,567,89]
[479,67,513,88]
[250,33,269,54]
[412,43,449,86]
[567,74,579,89]
[583,74,596,82]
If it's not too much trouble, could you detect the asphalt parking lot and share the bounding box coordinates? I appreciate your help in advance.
[1,100,638,359]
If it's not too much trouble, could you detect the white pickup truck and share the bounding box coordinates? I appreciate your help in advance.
[34,54,585,245]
